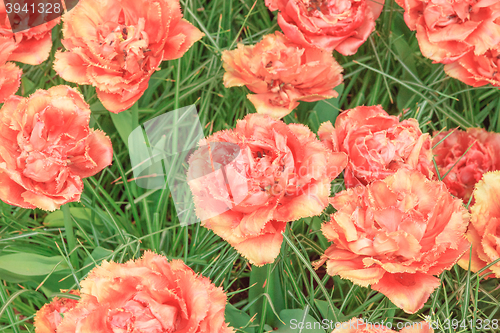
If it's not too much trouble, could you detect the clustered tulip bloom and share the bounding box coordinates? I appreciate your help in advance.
[432,128,500,203]
[34,252,234,333]
[0,0,59,65]
[222,32,343,119]
[0,36,22,103]
[0,86,113,211]
[53,0,203,113]
[396,0,500,64]
[318,105,434,188]
[316,169,470,314]
[188,113,347,266]
[34,291,80,333]
[459,171,500,279]
[396,0,500,87]
[265,0,384,56]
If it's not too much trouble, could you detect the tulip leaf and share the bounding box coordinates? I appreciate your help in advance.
[140,67,175,107]
[21,77,36,95]
[392,15,421,112]
[273,309,325,333]
[0,253,68,277]
[110,110,134,148]
[314,299,337,323]
[44,208,94,227]
[313,84,344,125]
[0,253,74,296]
[249,264,284,327]
[82,246,114,276]
[225,304,256,333]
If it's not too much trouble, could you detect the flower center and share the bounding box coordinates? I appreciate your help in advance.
[303,0,353,16]
[431,1,475,28]
[108,299,174,333]
[96,18,150,69]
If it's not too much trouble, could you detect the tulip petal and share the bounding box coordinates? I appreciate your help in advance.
[372,272,440,314]
[233,221,286,266]
[162,19,204,60]
[54,51,91,85]
[8,32,54,65]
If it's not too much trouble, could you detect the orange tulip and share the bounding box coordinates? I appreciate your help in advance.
[188,113,347,265]
[445,49,500,87]
[0,36,21,103]
[459,171,500,279]
[34,291,80,333]
[316,169,470,314]
[54,0,203,113]
[0,0,60,65]
[0,86,113,211]
[265,0,385,55]
[55,252,234,333]
[396,0,500,64]
[318,106,434,188]
[222,32,343,119]
[432,128,500,203]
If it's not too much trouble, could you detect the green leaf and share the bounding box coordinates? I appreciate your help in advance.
[21,77,36,95]
[313,84,344,125]
[44,208,93,228]
[249,264,284,327]
[0,253,68,277]
[225,304,256,333]
[140,67,175,106]
[392,16,421,112]
[82,246,114,276]
[274,309,326,333]
[109,108,135,148]
[314,300,337,322]
[249,265,267,322]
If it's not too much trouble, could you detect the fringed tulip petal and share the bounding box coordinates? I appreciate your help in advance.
[432,128,500,202]
[371,273,440,314]
[458,171,500,278]
[0,1,59,65]
[34,291,80,333]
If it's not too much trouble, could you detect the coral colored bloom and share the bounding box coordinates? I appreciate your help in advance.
[0,37,22,103]
[458,171,500,279]
[316,169,470,314]
[54,0,203,113]
[432,128,500,203]
[222,32,343,119]
[445,49,500,87]
[395,0,500,64]
[56,252,234,333]
[318,105,434,188]
[188,114,347,266]
[0,0,59,65]
[34,291,80,333]
[332,318,434,332]
[265,0,384,55]
[0,86,113,211]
